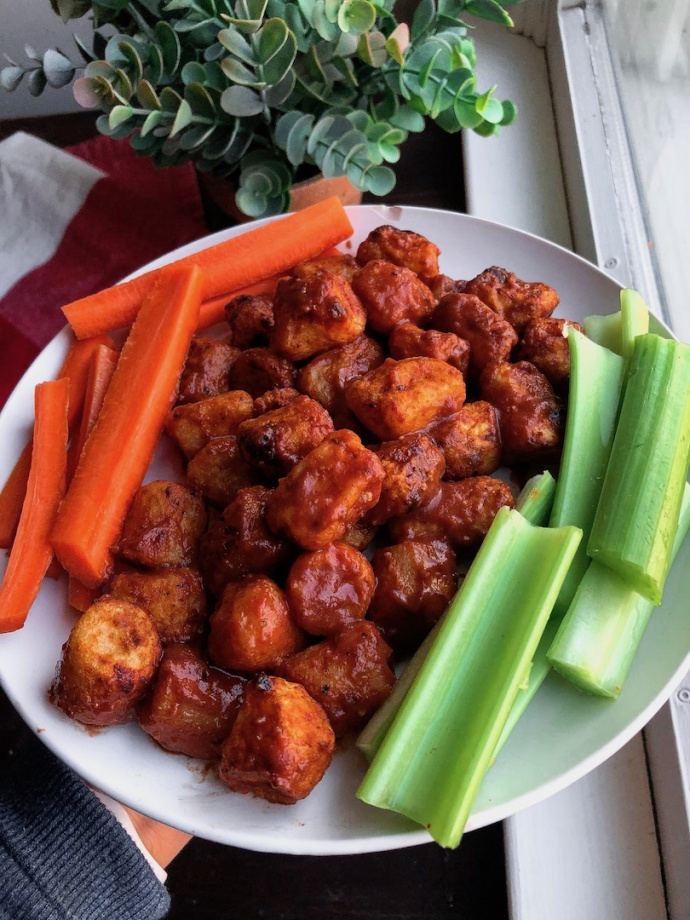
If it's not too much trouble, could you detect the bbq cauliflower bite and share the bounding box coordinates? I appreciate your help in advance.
[110,567,208,646]
[428,400,503,481]
[277,621,396,738]
[252,387,301,415]
[116,480,207,568]
[207,574,306,673]
[228,347,297,398]
[350,260,436,335]
[50,596,161,727]
[265,429,385,551]
[388,321,470,376]
[185,435,261,508]
[516,317,583,393]
[285,542,375,636]
[236,394,334,479]
[345,357,466,440]
[387,476,515,551]
[293,253,359,282]
[165,390,254,459]
[432,293,518,378]
[225,293,274,349]
[176,336,238,405]
[270,271,367,362]
[369,540,459,654]
[199,485,296,598]
[138,644,245,761]
[464,265,560,334]
[355,225,440,282]
[219,674,335,805]
[479,359,564,463]
[426,274,467,301]
[368,432,446,526]
[296,334,385,430]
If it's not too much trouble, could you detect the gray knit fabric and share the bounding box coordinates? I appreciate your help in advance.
[0,730,170,920]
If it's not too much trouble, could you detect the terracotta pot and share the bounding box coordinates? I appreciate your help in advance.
[197,170,362,228]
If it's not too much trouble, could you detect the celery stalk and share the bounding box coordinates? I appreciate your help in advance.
[549,483,690,697]
[548,327,625,617]
[356,471,557,764]
[587,333,690,604]
[356,508,581,848]
[584,288,649,359]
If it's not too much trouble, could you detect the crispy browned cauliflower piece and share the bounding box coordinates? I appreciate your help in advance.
[185,435,260,508]
[228,347,297,398]
[350,260,436,334]
[138,644,245,761]
[207,574,306,673]
[296,334,385,430]
[426,274,467,300]
[50,596,161,726]
[265,429,384,551]
[516,317,582,393]
[432,293,518,378]
[199,485,297,598]
[368,432,446,526]
[116,480,207,568]
[345,357,466,440]
[110,566,208,646]
[340,516,379,552]
[479,360,564,463]
[270,271,367,361]
[277,621,396,738]
[165,390,254,459]
[387,476,515,550]
[285,542,375,636]
[368,540,459,654]
[356,225,440,282]
[236,394,334,479]
[428,400,502,480]
[176,336,238,405]
[225,293,274,349]
[252,387,301,415]
[388,321,470,375]
[464,266,560,334]
[293,253,359,282]
[219,674,335,805]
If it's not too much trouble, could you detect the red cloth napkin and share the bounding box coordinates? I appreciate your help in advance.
[0,133,210,408]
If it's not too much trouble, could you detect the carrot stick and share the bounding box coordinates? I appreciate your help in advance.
[66,343,120,483]
[0,334,116,549]
[197,275,283,330]
[67,578,99,613]
[51,263,203,588]
[62,197,354,339]
[0,378,70,633]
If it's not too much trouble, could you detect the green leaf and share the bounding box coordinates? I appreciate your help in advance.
[0,66,25,92]
[464,0,514,27]
[42,48,75,88]
[337,0,377,36]
[160,86,184,112]
[218,28,256,63]
[384,22,409,65]
[155,20,182,74]
[221,55,260,86]
[284,112,314,164]
[109,104,134,129]
[184,81,217,119]
[500,98,517,125]
[26,68,47,97]
[312,1,339,40]
[411,0,436,41]
[263,69,295,105]
[258,18,297,84]
[357,31,387,67]
[136,78,161,110]
[170,98,194,136]
[220,84,265,115]
[140,109,165,136]
[453,97,484,129]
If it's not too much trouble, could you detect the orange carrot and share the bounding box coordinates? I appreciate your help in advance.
[67,578,99,612]
[197,274,283,330]
[0,378,70,633]
[66,343,120,483]
[0,334,116,549]
[62,197,354,338]
[51,263,203,588]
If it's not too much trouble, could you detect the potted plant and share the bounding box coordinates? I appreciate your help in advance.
[1,0,519,220]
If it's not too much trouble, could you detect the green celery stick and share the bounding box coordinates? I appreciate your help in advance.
[587,333,690,604]
[548,327,625,618]
[584,288,649,358]
[357,508,581,849]
[549,483,690,698]
[356,471,557,764]
[619,289,649,361]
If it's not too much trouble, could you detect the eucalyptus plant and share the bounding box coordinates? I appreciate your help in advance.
[2,0,519,218]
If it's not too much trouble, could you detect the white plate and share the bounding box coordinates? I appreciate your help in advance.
[1,205,688,856]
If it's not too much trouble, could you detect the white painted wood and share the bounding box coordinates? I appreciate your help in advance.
[645,682,690,920]
[504,735,667,920]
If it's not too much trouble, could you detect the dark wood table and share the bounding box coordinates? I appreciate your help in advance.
[0,111,508,920]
